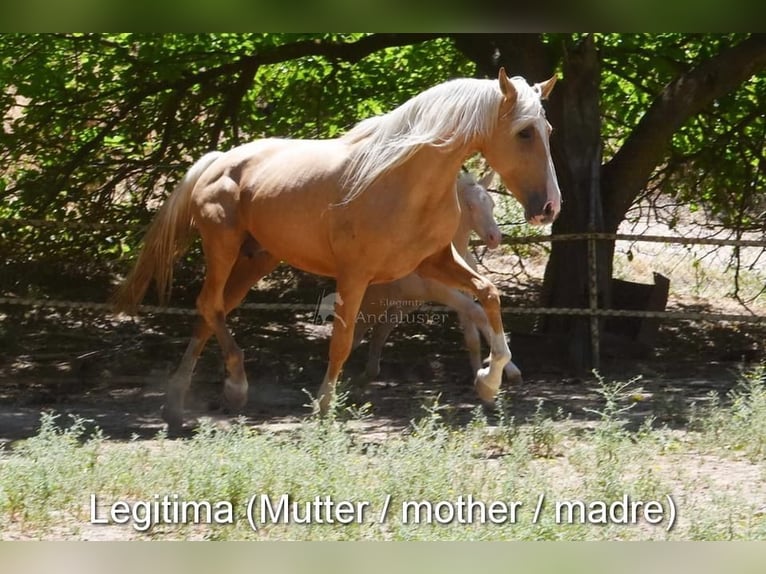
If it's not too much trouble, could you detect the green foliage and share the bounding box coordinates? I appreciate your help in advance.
[1,33,763,299]
[0,34,473,223]
[690,365,766,462]
[0,34,476,286]
[0,413,103,523]
[580,373,642,500]
[598,33,764,231]
[527,399,564,459]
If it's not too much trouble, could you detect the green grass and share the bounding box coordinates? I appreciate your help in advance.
[1,367,765,540]
[689,365,766,462]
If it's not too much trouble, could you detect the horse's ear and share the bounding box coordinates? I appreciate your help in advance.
[498,67,517,107]
[479,169,495,189]
[536,75,557,100]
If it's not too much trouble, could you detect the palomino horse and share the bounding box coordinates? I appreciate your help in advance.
[352,169,523,383]
[114,69,560,430]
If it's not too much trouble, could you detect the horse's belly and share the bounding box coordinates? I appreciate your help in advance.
[247,207,336,277]
[371,222,457,282]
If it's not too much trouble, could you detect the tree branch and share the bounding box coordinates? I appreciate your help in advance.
[171,33,444,94]
[602,33,766,231]
[25,34,447,203]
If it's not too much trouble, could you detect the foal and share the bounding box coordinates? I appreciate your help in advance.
[353,170,523,383]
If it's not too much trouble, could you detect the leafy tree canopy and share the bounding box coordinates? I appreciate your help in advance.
[1,33,763,270]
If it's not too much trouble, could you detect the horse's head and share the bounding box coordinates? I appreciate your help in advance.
[457,169,501,249]
[480,68,561,226]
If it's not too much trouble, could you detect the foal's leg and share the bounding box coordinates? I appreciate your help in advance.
[458,314,483,374]
[317,275,369,415]
[352,283,395,350]
[364,303,419,379]
[416,245,511,404]
[164,246,278,428]
[428,284,486,375]
[351,290,377,350]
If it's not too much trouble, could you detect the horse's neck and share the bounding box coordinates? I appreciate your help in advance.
[387,143,474,211]
[455,232,479,272]
[371,142,480,250]
[452,215,473,258]
[452,199,482,270]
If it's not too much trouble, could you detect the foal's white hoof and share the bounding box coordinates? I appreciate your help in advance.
[504,361,523,384]
[475,367,501,404]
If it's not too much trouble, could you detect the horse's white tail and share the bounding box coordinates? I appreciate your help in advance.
[112,151,224,314]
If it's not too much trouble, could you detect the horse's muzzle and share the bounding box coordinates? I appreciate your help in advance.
[527,200,559,226]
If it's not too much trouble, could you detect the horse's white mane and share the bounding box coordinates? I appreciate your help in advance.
[338,76,542,205]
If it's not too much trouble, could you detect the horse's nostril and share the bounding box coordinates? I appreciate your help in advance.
[543,201,554,216]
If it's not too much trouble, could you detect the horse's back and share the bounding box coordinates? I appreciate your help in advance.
[191,137,350,276]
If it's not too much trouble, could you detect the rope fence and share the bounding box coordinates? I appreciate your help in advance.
[2,215,765,369]
[0,296,763,324]
[3,217,766,248]
[496,232,766,248]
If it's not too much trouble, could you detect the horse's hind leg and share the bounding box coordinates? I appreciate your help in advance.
[199,238,251,413]
[164,326,208,429]
[163,248,279,428]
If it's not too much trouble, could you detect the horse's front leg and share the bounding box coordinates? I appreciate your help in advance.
[317,275,369,415]
[416,245,511,404]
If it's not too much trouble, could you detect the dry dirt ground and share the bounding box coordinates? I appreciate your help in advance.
[1,255,764,446]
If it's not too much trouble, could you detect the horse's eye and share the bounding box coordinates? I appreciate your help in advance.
[517,127,533,140]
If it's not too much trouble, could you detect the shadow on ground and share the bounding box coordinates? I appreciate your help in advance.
[1,268,764,444]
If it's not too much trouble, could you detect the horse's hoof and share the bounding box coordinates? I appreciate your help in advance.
[317,395,331,416]
[504,362,523,385]
[475,367,501,404]
[223,378,248,412]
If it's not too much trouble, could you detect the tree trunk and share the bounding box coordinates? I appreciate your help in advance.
[539,36,610,372]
